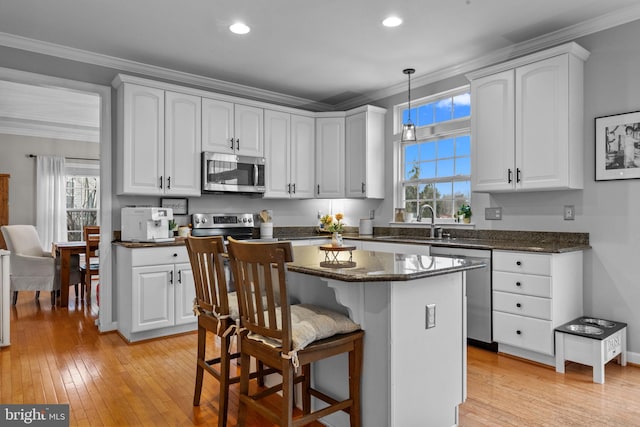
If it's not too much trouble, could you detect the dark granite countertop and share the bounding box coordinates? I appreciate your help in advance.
[287,245,486,282]
[113,237,187,248]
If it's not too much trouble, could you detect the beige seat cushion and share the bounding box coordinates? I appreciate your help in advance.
[248,304,360,351]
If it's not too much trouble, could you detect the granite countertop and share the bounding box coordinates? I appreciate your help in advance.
[287,245,486,282]
[113,237,187,248]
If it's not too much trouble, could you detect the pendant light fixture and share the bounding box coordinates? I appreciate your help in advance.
[401,68,417,142]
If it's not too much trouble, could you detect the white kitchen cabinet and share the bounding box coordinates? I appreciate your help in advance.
[468,42,589,192]
[315,115,345,198]
[202,98,264,157]
[345,106,386,199]
[164,91,202,196]
[116,245,197,342]
[264,110,315,198]
[492,250,583,366]
[114,81,201,196]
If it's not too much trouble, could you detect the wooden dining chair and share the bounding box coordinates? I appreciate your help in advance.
[226,237,365,427]
[185,236,272,427]
[79,225,100,301]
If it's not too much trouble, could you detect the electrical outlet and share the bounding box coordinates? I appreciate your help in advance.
[485,207,502,220]
[426,304,436,329]
[369,209,375,220]
[564,205,575,220]
[317,211,322,220]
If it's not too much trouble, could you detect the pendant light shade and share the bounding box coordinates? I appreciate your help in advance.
[401,68,417,142]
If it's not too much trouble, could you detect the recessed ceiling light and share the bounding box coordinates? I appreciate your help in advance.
[229,22,250,35]
[382,16,402,27]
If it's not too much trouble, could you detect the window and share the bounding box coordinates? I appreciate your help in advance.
[65,161,99,241]
[396,87,471,220]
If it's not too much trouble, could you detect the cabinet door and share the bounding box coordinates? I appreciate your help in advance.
[120,84,165,195]
[165,91,202,196]
[131,265,174,332]
[290,114,315,198]
[345,112,367,198]
[174,263,197,326]
[264,110,291,198]
[315,117,345,198]
[234,104,264,157]
[471,70,516,192]
[202,98,235,154]
[516,55,570,190]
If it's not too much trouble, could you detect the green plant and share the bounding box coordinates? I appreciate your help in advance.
[457,204,472,218]
[168,219,177,231]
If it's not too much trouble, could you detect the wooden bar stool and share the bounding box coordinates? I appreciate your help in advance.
[227,237,364,427]
[185,236,272,427]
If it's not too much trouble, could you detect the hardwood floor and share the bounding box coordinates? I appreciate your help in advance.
[2,291,639,426]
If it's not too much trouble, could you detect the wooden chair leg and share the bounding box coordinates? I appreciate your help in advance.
[193,326,206,406]
[349,337,364,427]
[35,290,40,300]
[282,362,295,427]
[50,290,56,306]
[238,351,251,427]
[218,334,232,427]
[12,291,18,305]
[302,364,311,415]
[74,284,79,298]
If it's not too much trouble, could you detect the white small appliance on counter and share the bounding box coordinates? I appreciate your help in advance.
[121,207,175,242]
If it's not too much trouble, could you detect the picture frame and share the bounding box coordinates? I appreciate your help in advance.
[160,197,188,215]
[595,111,640,181]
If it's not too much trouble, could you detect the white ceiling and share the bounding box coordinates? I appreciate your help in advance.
[1,0,640,111]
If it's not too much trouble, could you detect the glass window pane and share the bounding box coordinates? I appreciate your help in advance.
[436,198,455,218]
[405,163,420,180]
[420,141,437,161]
[438,138,454,158]
[437,159,454,177]
[454,181,470,200]
[419,161,436,179]
[435,98,452,123]
[456,135,471,156]
[455,157,471,175]
[453,92,471,119]
[435,182,452,199]
[403,107,417,124]
[405,201,417,216]
[404,184,418,201]
[417,103,434,126]
[404,143,419,163]
[418,183,435,200]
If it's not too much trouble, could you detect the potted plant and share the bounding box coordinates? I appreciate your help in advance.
[457,204,472,224]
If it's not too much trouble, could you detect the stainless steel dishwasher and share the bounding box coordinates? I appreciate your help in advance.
[430,246,495,350]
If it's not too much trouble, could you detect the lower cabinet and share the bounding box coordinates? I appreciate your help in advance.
[116,245,197,342]
[492,250,583,365]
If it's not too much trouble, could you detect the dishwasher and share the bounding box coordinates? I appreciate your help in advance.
[430,246,496,350]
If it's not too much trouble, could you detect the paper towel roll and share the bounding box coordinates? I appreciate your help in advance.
[359,218,373,235]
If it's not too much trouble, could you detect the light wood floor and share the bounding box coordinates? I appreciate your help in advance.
[2,291,639,426]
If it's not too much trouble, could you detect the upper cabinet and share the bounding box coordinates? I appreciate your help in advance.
[114,80,201,196]
[345,106,386,199]
[202,98,264,157]
[315,115,345,198]
[264,110,315,199]
[468,42,590,193]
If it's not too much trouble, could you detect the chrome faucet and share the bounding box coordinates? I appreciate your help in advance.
[418,204,436,238]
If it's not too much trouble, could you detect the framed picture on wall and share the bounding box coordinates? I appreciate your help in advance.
[595,111,640,181]
[160,197,188,215]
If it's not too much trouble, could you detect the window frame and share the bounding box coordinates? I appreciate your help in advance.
[393,85,471,222]
[65,160,100,241]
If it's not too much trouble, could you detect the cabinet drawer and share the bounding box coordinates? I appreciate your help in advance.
[493,291,551,320]
[493,271,551,298]
[493,251,551,275]
[131,246,188,266]
[493,311,554,355]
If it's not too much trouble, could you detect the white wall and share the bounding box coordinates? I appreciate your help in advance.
[0,133,99,225]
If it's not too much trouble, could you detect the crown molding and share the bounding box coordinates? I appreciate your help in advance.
[335,3,640,110]
[0,32,335,112]
[0,117,99,142]
[1,3,640,112]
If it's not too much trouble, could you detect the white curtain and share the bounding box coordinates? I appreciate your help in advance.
[36,155,67,250]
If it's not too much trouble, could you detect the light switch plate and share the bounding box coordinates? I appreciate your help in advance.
[564,205,575,220]
[485,207,502,220]
[426,304,436,329]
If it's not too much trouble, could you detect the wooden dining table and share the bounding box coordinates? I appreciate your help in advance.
[53,241,85,307]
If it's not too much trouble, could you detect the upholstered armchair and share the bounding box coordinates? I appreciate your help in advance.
[0,225,59,305]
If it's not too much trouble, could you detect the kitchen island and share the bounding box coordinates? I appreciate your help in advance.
[285,244,485,427]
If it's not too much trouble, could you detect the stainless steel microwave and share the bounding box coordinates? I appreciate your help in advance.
[202,152,266,194]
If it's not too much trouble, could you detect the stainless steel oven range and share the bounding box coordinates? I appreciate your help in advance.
[191,213,255,240]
